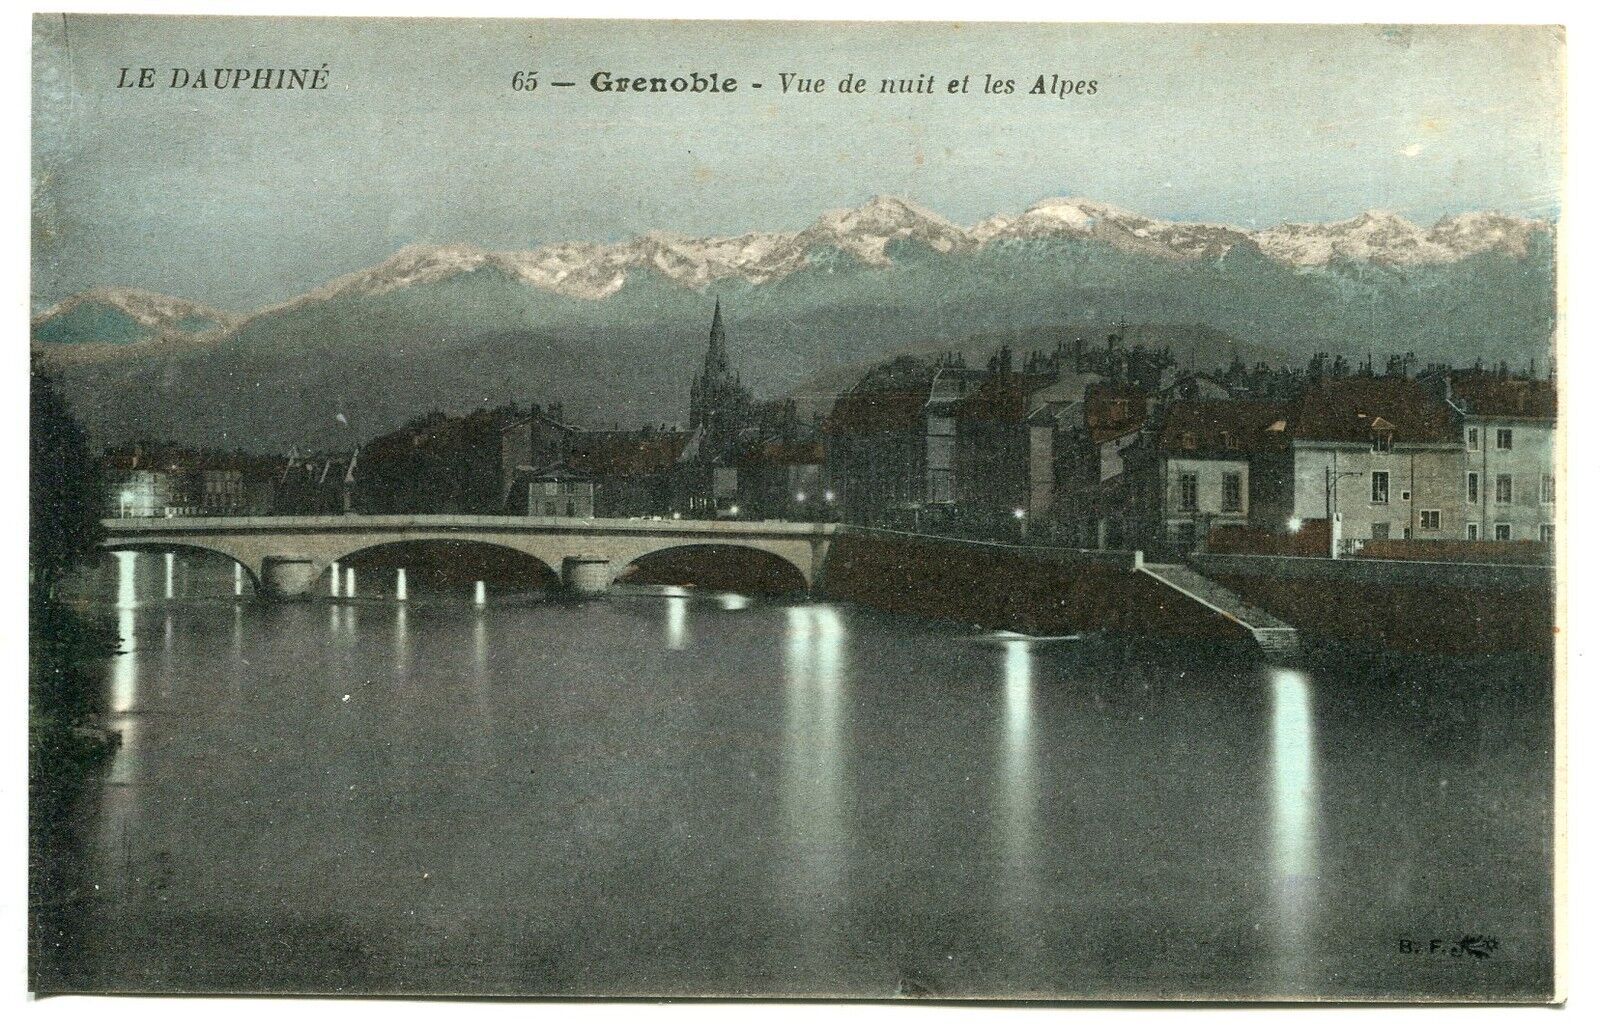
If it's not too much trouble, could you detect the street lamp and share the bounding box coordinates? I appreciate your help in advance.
[1013,507,1028,542]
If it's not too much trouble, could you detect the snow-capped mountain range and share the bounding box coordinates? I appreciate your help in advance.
[31,286,239,341]
[33,195,1549,345]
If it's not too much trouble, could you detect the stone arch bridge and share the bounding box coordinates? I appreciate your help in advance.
[100,515,838,597]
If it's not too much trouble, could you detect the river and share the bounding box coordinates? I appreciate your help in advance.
[31,550,1554,1000]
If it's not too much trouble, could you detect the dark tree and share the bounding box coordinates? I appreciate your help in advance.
[30,357,104,596]
[30,356,115,765]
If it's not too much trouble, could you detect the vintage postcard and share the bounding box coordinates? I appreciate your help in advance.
[28,14,1564,1002]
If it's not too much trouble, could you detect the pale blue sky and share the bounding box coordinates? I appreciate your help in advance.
[32,16,1564,311]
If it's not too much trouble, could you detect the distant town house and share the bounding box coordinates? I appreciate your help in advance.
[1286,377,1465,553]
[1120,399,1292,553]
[1435,370,1557,544]
[507,467,596,518]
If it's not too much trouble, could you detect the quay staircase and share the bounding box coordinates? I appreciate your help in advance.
[1138,562,1302,659]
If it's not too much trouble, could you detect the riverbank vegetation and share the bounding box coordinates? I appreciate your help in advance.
[30,357,117,803]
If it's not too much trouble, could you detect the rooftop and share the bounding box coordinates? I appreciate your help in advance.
[1292,376,1455,445]
[1449,372,1557,420]
[1158,399,1292,454]
[824,389,929,435]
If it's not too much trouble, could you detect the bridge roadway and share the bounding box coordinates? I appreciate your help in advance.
[100,514,839,597]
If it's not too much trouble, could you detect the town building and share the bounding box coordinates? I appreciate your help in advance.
[507,467,596,518]
[1286,376,1465,554]
[568,427,693,517]
[1046,382,1150,548]
[499,405,580,503]
[104,455,175,518]
[1436,370,1557,543]
[950,359,1055,534]
[736,439,826,520]
[924,357,990,504]
[1121,399,1293,552]
[103,447,278,517]
[822,358,940,527]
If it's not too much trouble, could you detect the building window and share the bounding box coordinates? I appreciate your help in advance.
[1372,522,1390,541]
[544,501,556,515]
[1221,472,1242,513]
[1372,432,1392,453]
[1467,472,1479,504]
[1220,431,1235,450]
[1181,432,1197,451]
[565,500,576,516]
[1540,524,1555,544]
[1179,473,1198,511]
[1495,523,1512,541]
[1371,470,1389,504]
[1496,474,1513,504]
[1466,522,1479,541]
[1419,510,1441,531]
[1466,427,1480,451]
[1541,473,1555,504]
[1496,428,1513,451]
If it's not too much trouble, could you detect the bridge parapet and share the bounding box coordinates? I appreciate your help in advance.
[99,515,839,597]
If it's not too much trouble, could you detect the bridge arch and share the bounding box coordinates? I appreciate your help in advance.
[98,540,263,592]
[332,538,561,594]
[616,542,810,594]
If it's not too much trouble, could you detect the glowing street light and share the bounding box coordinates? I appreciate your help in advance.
[824,490,835,503]
[1288,516,1304,533]
[795,492,807,503]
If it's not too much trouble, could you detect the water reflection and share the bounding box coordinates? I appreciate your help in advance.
[664,587,689,650]
[106,552,142,793]
[163,552,174,600]
[999,639,1038,921]
[1269,667,1320,985]
[718,592,751,611]
[38,581,1553,999]
[781,605,847,920]
[394,604,409,673]
[110,552,138,716]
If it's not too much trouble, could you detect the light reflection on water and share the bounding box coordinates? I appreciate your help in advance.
[1270,666,1319,985]
[42,560,1552,1000]
[999,639,1038,925]
[664,587,689,650]
[782,605,847,920]
[394,604,409,673]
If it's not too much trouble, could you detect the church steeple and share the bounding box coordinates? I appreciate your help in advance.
[703,297,729,380]
[688,297,749,446]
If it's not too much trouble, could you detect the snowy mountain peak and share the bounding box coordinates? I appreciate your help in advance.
[35,195,1553,347]
[31,286,238,342]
